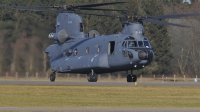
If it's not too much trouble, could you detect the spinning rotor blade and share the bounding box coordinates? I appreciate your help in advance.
[149,13,200,19]
[77,7,134,12]
[76,12,123,18]
[142,19,189,27]
[10,8,58,12]
[0,5,57,12]
[0,2,127,12]
[74,2,126,8]
[0,5,50,9]
[77,11,198,27]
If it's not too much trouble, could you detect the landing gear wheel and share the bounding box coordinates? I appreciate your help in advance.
[127,74,137,82]
[50,72,56,82]
[87,73,98,82]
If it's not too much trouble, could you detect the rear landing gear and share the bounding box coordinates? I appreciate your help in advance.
[127,74,137,82]
[50,72,56,82]
[87,70,98,82]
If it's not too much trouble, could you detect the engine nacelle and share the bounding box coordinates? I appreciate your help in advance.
[48,30,69,43]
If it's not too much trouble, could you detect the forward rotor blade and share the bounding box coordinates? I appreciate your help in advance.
[143,19,189,27]
[149,13,200,19]
[78,7,134,12]
[74,2,126,8]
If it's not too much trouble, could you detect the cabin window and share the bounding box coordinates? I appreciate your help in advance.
[108,41,115,55]
[74,49,78,56]
[86,47,89,54]
[80,23,84,32]
[67,65,71,71]
[97,46,101,53]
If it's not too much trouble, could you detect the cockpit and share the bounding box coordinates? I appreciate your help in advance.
[122,36,151,48]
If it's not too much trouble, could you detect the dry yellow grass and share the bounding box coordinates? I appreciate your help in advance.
[0,85,200,108]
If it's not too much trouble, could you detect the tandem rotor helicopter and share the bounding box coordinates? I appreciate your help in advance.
[1,2,200,83]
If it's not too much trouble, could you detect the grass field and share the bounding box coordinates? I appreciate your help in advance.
[0,76,197,82]
[0,85,200,108]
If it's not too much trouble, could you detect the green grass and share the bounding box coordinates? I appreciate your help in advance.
[0,85,200,108]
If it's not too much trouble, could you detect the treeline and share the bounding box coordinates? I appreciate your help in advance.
[0,0,199,77]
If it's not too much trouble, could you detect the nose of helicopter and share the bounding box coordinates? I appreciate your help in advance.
[138,50,154,60]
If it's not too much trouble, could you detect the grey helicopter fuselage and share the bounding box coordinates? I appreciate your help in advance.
[2,1,199,82]
[45,12,154,74]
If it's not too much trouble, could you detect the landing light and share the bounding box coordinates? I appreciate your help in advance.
[134,65,137,68]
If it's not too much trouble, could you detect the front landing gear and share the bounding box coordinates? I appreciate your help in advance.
[87,70,98,82]
[127,74,137,84]
[50,72,56,82]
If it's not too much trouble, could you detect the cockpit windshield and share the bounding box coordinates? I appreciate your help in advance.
[123,36,151,48]
[128,41,137,47]
[138,41,144,47]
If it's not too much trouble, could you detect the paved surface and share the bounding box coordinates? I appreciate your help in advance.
[0,80,199,86]
[0,107,200,112]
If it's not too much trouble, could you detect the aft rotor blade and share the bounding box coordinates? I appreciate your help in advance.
[149,13,200,19]
[0,5,61,12]
[143,19,189,27]
[76,12,124,18]
[0,2,127,12]
[0,5,47,9]
[74,2,126,8]
[11,8,57,12]
[78,7,134,12]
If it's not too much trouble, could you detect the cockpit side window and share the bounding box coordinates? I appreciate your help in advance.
[143,37,151,48]
[144,41,150,48]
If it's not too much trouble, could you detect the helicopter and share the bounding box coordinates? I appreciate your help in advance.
[1,2,200,83]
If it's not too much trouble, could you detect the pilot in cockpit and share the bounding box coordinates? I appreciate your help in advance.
[129,41,135,47]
